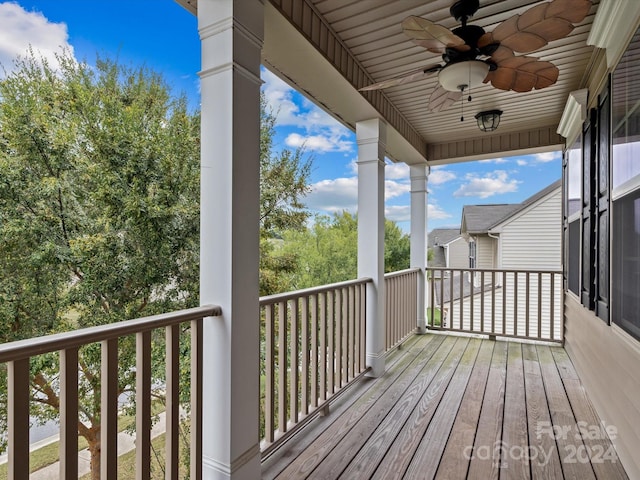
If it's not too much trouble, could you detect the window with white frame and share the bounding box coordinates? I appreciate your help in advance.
[612,28,640,340]
[469,240,476,269]
[565,137,582,296]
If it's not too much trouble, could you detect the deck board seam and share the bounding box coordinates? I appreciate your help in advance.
[275,334,447,478]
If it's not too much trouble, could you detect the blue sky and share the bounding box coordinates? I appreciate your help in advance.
[0,1,562,233]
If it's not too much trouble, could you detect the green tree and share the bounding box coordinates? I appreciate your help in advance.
[0,49,313,477]
[0,50,201,478]
[258,94,312,296]
[384,218,411,273]
[282,211,411,289]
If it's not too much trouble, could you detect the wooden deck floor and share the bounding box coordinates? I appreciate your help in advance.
[262,333,629,480]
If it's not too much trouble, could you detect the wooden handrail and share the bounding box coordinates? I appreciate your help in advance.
[259,277,372,305]
[428,267,562,275]
[0,305,220,362]
[384,267,421,279]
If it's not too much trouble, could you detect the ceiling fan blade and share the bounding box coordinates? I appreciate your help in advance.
[359,64,441,91]
[485,55,559,92]
[402,16,467,54]
[428,85,463,112]
[482,0,591,54]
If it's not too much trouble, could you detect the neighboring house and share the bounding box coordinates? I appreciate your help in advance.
[434,180,562,337]
[427,228,466,269]
[460,179,562,271]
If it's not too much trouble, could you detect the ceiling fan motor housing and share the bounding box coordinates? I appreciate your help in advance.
[438,60,489,92]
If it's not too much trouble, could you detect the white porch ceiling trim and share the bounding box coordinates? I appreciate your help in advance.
[588,0,640,68]
[557,89,589,144]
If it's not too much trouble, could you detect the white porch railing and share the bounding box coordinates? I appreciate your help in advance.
[0,305,220,480]
[427,268,563,343]
[259,278,370,456]
[384,268,420,351]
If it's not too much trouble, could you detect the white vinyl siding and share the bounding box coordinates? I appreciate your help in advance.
[443,187,563,340]
[475,235,497,269]
[499,189,562,271]
[447,237,470,269]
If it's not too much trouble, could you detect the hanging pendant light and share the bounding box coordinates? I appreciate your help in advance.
[475,110,503,132]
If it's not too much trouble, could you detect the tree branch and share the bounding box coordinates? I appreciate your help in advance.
[31,372,60,410]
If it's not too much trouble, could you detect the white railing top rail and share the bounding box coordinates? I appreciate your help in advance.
[384,267,421,279]
[0,305,221,362]
[259,277,372,306]
[427,267,562,275]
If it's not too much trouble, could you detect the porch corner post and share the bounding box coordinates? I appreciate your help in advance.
[357,118,386,378]
[410,165,429,334]
[198,1,263,479]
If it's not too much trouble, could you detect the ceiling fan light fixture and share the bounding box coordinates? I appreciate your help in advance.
[475,109,503,132]
[438,60,489,92]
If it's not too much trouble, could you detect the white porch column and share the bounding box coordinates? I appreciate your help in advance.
[410,165,429,334]
[357,119,386,378]
[199,2,263,479]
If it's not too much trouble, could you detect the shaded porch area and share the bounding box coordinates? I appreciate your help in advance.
[262,334,628,479]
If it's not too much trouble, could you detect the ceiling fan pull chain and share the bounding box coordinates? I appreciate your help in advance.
[460,85,465,122]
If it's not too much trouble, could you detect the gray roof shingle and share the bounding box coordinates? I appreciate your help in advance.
[427,228,461,247]
[461,179,561,234]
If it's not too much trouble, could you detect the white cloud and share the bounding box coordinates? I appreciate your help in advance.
[261,68,301,127]
[385,203,452,223]
[385,162,409,180]
[261,68,354,154]
[429,168,456,185]
[533,151,561,163]
[304,175,410,214]
[429,203,453,219]
[453,170,520,198]
[479,157,508,164]
[285,132,352,153]
[385,179,410,199]
[305,177,358,213]
[0,3,74,76]
[386,205,410,222]
[516,159,528,166]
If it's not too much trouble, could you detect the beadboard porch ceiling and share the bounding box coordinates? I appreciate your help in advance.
[182,0,601,164]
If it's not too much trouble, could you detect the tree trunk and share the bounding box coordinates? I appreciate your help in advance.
[86,434,101,480]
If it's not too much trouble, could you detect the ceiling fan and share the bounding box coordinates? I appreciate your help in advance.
[359,0,592,114]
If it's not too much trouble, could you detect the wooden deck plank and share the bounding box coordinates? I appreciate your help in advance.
[369,337,471,480]
[537,345,597,480]
[501,342,530,479]
[522,343,564,480]
[275,334,446,479]
[262,335,424,479]
[550,348,629,480]
[434,340,495,480]
[404,338,483,479]
[466,340,508,480]
[335,337,474,479]
[313,336,462,479]
[265,336,630,480]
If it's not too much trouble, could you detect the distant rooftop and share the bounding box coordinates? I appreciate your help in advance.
[461,179,561,234]
[427,228,461,247]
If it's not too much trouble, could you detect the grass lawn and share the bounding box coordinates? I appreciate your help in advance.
[427,307,442,327]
